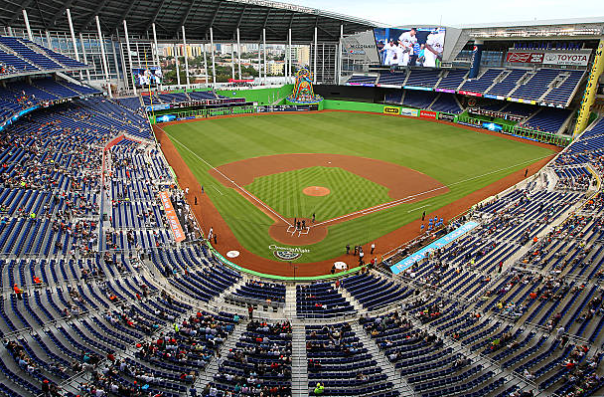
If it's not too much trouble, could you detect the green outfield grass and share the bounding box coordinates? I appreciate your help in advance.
[245,166,391,222]
[163,111,555,263]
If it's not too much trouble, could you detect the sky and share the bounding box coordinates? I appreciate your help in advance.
[277,0,604,27]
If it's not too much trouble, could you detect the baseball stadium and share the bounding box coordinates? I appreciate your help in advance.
[0,0,603,396]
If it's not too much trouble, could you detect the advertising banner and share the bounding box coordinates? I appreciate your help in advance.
[435,88,456,94]
[383,106,401,115]
[506,52,544,64]
[543,52,590,66]
[469,44,484,78]
[438,113,456,122]
[458,90,483,97]
[420,110,437,119]
[404,86,434,91]
[400,108,419,117]
[482,122,503,132]
[391,221,479,274]
[158,191,186,242]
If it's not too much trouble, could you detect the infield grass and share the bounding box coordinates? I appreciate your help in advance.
[245,166,391,222]
[163,111,555,263]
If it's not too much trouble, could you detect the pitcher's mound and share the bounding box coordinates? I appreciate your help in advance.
[303,186,330,197]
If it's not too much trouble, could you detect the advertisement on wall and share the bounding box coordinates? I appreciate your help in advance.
[420,110,437,119]
[482,122,503,132]
[438,113,456,122]
[543,52,590,66]
[383,106,401,115]
[400,108,419,117]
[458,90,483,98]
[506,52,544,64]
[158,191,186,242]
[155,114,177,123]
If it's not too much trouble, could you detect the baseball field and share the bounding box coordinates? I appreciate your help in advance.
[157,110,556,271]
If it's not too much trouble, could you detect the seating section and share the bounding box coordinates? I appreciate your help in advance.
[307,322,398,396]
[378,71,407,86]
[436,69,467,91]
[346,75,378,85]
[430,94,463,114]
[460,69,504,93]
[210,321,292,396]
[543,71,584,106]
[404,69,441,88]
[234,280,286,303]
[522,108,571,133]
[341,273,413,310]
[511,69,561,101]
[297,282,356,318]
[0,36,87,73]
[402,90,437,109]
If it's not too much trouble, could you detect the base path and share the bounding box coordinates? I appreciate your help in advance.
[154,113,561,278]
[210,153,447,202]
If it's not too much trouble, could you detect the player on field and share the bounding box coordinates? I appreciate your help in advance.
[424,29,445,68]
[397,28,417,66]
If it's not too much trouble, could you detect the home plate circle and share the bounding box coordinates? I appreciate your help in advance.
[226,251,240,258]
[303,186,330,197]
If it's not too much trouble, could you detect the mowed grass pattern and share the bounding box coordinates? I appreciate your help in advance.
[245,166,392,221]
[164,112,555,263]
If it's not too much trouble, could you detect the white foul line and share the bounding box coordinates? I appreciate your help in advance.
[167,133,293,227]
[311,155,551,228]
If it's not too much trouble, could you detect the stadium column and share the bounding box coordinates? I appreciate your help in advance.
[181,26,191,89]
[210,27,217,86]
[123,20,137,95]
[79,33,91,82]
[152,23,161,90]
[338,25,343,85]
[202,42,209,85]
[45,31,51,48]
[22,10,33,41]
[95,16,113,98]
[288,28,292,82]
[116,28,129,93]
[237,28,242,80]
[258,42,261,83]
[174,44,181,86]
[313,26,318,84]
[66,9,83,81]
[263,28,267,86]
[110,33,121,90]
[573,39,604,138]
[231,42,235,81]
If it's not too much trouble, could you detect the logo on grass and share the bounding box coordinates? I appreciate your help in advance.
[269,244,310,261]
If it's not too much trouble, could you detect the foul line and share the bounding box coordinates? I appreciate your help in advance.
[311,155,551,228]
[167,133,293,227]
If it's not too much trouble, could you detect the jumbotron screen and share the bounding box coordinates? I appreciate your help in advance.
[374,27,446,68]
[132,67,163,87]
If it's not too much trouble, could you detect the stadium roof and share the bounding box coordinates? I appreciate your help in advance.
[0,0,380,43]
[455,16,604,29]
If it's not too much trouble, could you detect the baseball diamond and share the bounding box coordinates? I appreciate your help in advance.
[156,110,556,270]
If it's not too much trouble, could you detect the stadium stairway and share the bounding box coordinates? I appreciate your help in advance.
[193,318,250,393]
[291,322,308,397]
[351,321,415,396]
[338,284,366,313]
[285,284,297,318]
